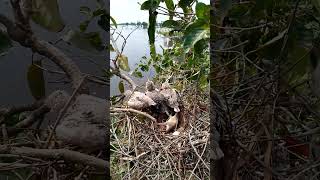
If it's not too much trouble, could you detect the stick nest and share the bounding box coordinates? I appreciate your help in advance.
[111,85,210,179]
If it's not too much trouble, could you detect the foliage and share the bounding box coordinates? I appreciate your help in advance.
[31,0,65,32]
[136,0,210,91]
[27,60,45,100]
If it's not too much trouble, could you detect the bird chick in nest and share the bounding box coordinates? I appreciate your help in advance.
[158,113,178,132]
[124,90,156,110]
[145,80,161,101]
[160,82,180,113]
[145,80,159,92]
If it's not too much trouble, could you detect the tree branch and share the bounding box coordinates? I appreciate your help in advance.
[110,107,157,122]
[110,67,137,91]
[0,145,109,171]
[0,11,87,92]
[7,105,50,135]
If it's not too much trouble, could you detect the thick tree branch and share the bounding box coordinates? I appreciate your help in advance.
[110,107,157,122]
[0,11,87,92]
[31,38,86,92]
[7,105,50,135]
[0,145,109,171]
[0,100,44,118]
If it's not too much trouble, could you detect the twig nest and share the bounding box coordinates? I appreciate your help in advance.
[124,90,156,110]
[160,82,180,112]
[56,94,107,151]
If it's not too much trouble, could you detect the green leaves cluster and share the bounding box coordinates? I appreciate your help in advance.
[31,0,65,32]
[27,60,45,100]
[136,0,210,90]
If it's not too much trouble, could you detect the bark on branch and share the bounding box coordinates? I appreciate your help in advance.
[0,10,86,92]
[110,67,137,91]
[111,107,157,122]
[0,145,109,171]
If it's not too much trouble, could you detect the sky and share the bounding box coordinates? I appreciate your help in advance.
[110,0,210,24]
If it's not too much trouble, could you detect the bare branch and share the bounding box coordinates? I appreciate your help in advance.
[110,67,137,91]
[110,107,157,122]
[0,145,109,170]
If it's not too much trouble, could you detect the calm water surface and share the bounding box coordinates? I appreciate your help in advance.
[0,0,169,104]
[0,0,108,106]
[110,25,169,96]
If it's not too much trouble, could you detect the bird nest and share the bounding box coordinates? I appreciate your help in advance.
[110,83,210,179]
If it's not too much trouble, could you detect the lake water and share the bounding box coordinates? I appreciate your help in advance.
[0,0,108,106]
[0,0,169,105]
[110,25,169,96]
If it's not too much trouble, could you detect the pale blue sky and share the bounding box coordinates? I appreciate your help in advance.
[111,0,210,24]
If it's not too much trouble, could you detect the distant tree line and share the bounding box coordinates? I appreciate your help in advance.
[117,21,162,28]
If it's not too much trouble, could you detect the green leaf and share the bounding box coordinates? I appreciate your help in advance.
[27,60,45,100]
[139,64,149,71]
[80,6,91,15]
[195,2,210,19]
[178,0,193,9]
[118,81,125,94]
[164,0,175,19]
[150,43,156,59]
[0,32,12,53]
[110,16,117,28]
[148,10,157,55]
[194,38,209,56]
[165,0,174,10]
[118,55,130,72]
[79,20,90,32]
[183,19,209,53]
[141,0,160,10]
[31,0,65,32]
[161,20,180,28]
[62,30,104,52]
[92,9,106,17]
[132,71,143,78]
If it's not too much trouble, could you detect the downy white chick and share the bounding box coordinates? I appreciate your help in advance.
[158,113,178,132]
[145,80,162,101]
[160,82,180,112]
[124,90,156,110]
